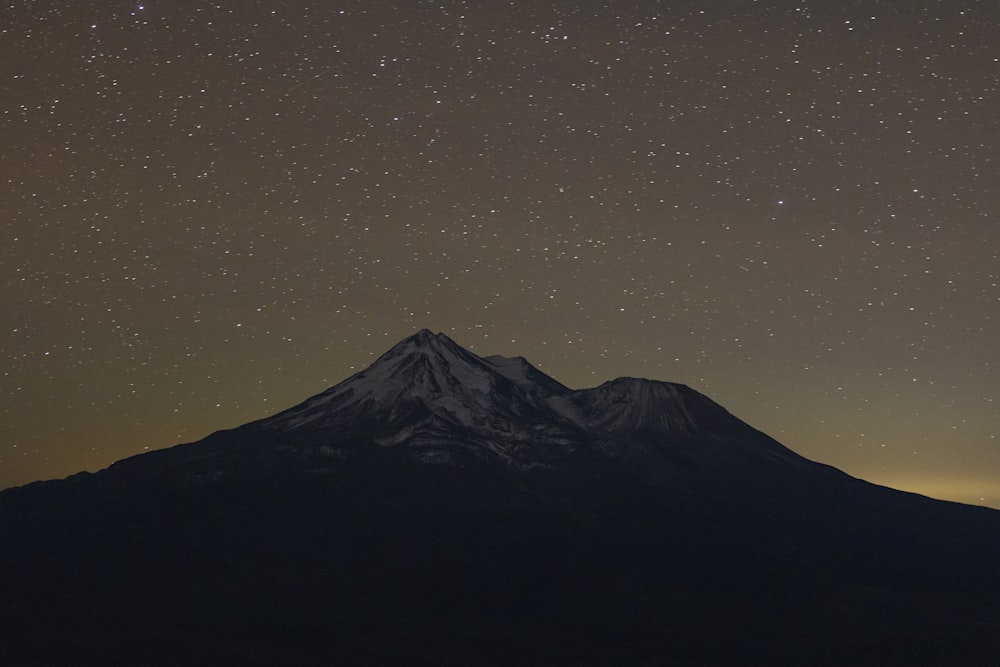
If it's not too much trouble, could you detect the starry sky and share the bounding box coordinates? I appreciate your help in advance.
[2,1,999,507]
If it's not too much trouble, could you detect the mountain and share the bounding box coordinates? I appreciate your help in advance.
[89,330,827,493]
[2,330,999,666]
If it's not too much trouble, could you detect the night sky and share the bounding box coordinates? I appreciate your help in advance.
[3,1,999,507]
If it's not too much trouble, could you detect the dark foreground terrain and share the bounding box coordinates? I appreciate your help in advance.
[3,331,999,665]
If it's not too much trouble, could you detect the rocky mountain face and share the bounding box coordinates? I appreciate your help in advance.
[2,330,999,666]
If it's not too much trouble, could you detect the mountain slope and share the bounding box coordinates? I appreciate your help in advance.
[2,330,999,666]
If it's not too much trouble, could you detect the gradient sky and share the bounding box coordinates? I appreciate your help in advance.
[2,1,998,508]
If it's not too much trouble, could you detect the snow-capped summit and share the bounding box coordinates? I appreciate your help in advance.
[265,329,564,437]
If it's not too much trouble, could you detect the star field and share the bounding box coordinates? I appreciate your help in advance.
[2,1,999,507]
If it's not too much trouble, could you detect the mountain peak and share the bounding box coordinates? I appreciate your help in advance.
[261,330,565,444]
[573,376,734,436]
[405,328,451,345]
[384,328,465,359]
[365,329,488,387]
